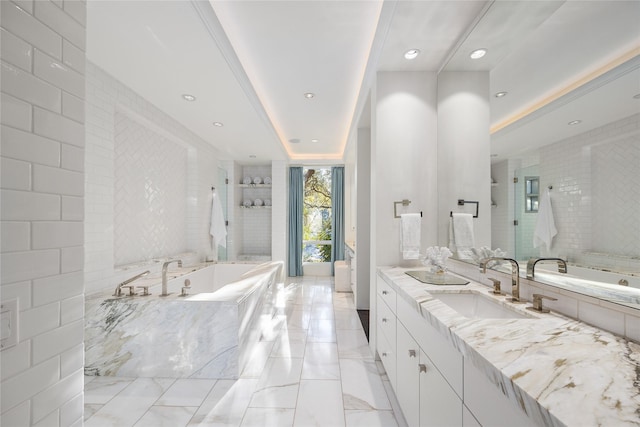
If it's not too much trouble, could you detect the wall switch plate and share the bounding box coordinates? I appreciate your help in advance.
[1,299,19,351]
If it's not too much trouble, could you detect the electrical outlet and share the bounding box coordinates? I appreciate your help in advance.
[1,299,18,351]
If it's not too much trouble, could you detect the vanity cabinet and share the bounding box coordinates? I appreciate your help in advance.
[395,306,462,426]
[376,276,398,388]
[378,275,463,427]
[463,358,537,427]
[377,272,533,427]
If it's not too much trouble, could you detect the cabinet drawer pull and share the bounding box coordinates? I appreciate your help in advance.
[408,349,416,358]
[382,318,388,323]
[382,352,388,357]
[382,290,388,295]
[419,364,427,373]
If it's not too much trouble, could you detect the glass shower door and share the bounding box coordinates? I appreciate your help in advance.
[217,167,228,261]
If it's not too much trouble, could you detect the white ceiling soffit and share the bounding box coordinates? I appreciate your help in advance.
[489,0,640,130]
[377,1,490,72]
[210,0,383,161]
[86,1,286,163]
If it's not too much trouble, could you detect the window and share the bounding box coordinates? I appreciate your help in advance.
[525,176,539,213]
[302,167,332,262]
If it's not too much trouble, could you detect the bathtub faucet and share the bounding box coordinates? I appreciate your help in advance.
[526,257,567,279]
[161,260,182,296]
[113,270,150,296]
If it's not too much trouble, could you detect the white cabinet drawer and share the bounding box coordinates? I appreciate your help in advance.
[377,275,397,312]
[377,324,396,389]
[397,295,463,398]
[377,294,397,346]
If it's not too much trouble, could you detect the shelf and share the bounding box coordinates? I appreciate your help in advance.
[238,184,272,188]
[240,205,272,209]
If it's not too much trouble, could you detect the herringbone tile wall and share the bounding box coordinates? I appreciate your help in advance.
[113,112,188,265]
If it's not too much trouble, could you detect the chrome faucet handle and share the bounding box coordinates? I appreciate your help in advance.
[527,293,557,313]
[488,278,504,295]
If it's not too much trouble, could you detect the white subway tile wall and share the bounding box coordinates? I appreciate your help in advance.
[1,1,86,425]
[84,62,220,295]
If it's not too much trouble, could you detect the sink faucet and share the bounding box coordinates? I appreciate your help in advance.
[480,257,521,303]
[161,260,182,296]
[526,258,567,279]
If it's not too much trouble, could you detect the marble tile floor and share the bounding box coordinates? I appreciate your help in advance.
[84,276,407,427]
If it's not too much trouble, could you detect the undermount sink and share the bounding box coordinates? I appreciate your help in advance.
[429,291,533,319]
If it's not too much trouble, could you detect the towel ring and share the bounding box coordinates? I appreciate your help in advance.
[450,199,479,218]
[394,200,422,218]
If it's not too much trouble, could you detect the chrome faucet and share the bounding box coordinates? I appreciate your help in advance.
[113,270,150,296]
[526,258,567,279]
[480,257,522,303]
[161,260,182,296]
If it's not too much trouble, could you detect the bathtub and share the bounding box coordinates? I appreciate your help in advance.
[85,261,283,379]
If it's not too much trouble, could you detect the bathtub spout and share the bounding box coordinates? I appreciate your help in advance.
[161,260,182,296]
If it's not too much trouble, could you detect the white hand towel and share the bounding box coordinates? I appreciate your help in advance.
[210,192,227,248]
[451,213,475,261]
[533,188,557,251]
[400,213,421,260]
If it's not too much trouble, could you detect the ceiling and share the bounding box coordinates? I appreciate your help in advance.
[86,1,640,164]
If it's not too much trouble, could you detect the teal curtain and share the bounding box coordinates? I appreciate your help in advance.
[331,166,345,275]
[288,167,304,276]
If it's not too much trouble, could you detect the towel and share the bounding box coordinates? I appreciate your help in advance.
[533,188,557,251]
[400,213,421,260]
[451,213,475,261]
[210,191,227,248]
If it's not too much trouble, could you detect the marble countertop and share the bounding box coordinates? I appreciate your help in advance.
[377,266,640,427]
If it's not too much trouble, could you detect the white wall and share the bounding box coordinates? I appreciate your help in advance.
[271,160,287,263]
[372,71,439,267]
[84,63,221,295]
[437,71,491,250]
[355,127,371,309]
[1,1,86,425]
[369,71,439,353]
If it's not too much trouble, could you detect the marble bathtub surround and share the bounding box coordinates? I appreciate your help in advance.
[85,262,284,379]
[84,276,401,427]
[378,266,640,427]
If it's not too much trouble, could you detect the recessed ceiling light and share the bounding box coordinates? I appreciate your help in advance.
[404,49,420,60]
[182,94,196,101]
[304,93,315,99]
[289,138,301,144]
[469,48,487,59]
[568,120,582,126]
[311,139,319,143]
[494,91,508,98]
[633,93,640,99]
[213,122,224,127]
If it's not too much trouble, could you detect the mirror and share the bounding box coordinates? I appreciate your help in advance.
[443,1,640,309]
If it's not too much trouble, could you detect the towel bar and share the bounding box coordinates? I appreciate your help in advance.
[394,199,423,218]
[450,199,479,218]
